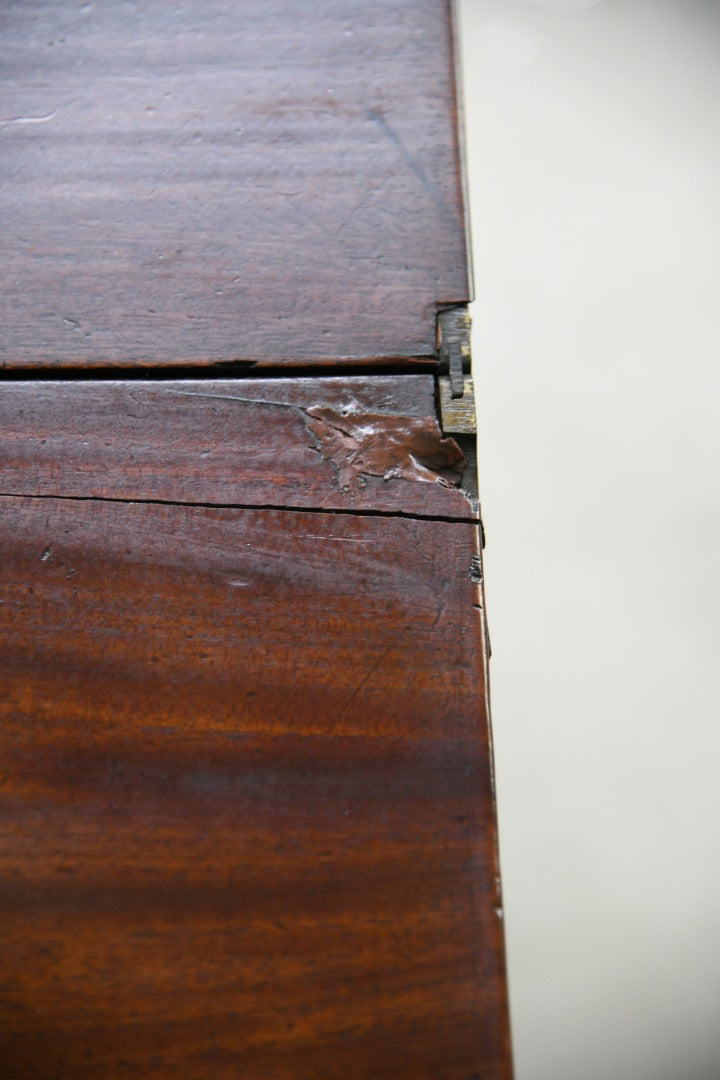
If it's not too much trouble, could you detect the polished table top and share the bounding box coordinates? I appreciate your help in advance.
[2,0,469,370]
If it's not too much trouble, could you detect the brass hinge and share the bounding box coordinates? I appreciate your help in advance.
[437,307,476,435]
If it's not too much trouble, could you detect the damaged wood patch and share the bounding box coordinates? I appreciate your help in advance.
[0,376,477,520]
[305,406,465,492]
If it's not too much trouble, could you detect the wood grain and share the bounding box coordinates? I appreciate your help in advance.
[1,1,510,1071]
[0,376,475,519]
[1,0,469,370]
[0,497,509,1079]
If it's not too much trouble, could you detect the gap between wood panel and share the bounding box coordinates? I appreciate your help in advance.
[0,360,436,381]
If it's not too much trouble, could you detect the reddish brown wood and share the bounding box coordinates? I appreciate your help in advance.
[1,1,511,1073]
[0,496,509,1079]
[0,376,475,519]
[1,0,469,370]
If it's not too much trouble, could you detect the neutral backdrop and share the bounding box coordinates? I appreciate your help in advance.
[458,2,720,1078]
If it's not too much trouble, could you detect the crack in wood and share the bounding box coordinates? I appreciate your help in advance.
[0,491,478,527]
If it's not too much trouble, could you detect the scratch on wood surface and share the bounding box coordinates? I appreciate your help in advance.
[167,389,298,409]
[367,108,446,211]
[336,644,393,722]
[303,536,369,543]
[0,111,56,125]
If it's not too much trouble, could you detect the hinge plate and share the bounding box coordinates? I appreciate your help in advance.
[439,375,476,435]
[437,307,475,434]
[437,307,472,398]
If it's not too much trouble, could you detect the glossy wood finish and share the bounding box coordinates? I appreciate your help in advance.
[0,376,475,519]
[1,0,511,1072]
[1,0,469,370]
[0,493,509,1078]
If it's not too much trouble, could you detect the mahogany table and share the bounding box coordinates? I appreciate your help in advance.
[0,2,512,1076]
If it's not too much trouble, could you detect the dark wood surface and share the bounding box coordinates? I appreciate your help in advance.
[0,376,475,519]
[1,0,469,370]
[0,494,509,1079]
[1,0,511,1072]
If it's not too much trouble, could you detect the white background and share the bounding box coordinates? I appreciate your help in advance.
[458,2,720,1078]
